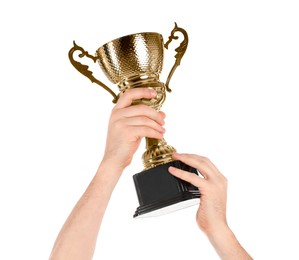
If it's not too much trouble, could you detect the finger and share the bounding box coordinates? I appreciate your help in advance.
[168,166,204,188]
[114,88,157,109]
[130,126,164,140]
[124,117,165,134]
[118,104,165,126]
[172,153,222,180]
[159,111,166,119]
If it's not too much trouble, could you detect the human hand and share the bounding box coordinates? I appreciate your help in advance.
[169,153,253,259]
[101,88,166,173]
[168,153,228,235]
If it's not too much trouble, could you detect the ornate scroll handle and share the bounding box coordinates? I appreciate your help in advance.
[68,41,118,103]
[164,23,189,92]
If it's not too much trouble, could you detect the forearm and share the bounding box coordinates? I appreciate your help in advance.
[49,161,122,260]
[206,225,253,260]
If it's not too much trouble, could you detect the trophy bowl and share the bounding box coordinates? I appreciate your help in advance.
[96,32,164,85]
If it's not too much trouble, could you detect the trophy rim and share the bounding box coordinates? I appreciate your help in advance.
[96,31,163,51]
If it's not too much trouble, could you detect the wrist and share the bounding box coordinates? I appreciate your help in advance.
[95,159,124,188]
[101,153,128,172]
[198,216,228,237]
[205,224,253,260]
[205,224,239,255]
[205,223,232,241]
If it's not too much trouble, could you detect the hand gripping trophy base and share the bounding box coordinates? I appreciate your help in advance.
[133,160,200,218]
[135,136,200,218]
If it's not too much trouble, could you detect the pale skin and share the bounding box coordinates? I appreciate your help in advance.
[49,88,253,260]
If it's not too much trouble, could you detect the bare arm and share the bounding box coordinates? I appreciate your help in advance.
[169,153,253,260]
[49,162,121,260]
[49,88,165,260]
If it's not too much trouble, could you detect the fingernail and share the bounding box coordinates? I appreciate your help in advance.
[150,89,157,96]
[168,166,175,173]
[160,111,166,118]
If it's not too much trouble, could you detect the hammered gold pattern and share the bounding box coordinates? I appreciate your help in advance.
[96,33,164,86]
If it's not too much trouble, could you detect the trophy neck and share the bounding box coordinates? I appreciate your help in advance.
[143,138,176,170]
[118,74,166,110]
[118,74,160,90]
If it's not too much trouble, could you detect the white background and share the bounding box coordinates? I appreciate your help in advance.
[0,0,298,259]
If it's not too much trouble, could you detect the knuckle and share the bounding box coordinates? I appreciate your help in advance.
[200,156,210,163]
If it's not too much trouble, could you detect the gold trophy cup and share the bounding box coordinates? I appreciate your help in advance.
[69,23,200,218]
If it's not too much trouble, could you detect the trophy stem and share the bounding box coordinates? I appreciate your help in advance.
[145,137,159,148]
[142,137,176,170]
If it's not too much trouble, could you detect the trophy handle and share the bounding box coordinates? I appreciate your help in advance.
[68,41,119,103]
[164,23,189,92]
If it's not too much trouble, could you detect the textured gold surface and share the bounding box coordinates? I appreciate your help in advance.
[69,23,189,170]
[142,138,176,169]
[96,33,164,86]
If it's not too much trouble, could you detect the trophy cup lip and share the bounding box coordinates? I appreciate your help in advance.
[96,31,163,51]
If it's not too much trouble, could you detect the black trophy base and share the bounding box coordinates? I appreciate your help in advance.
[133,160,200,218]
